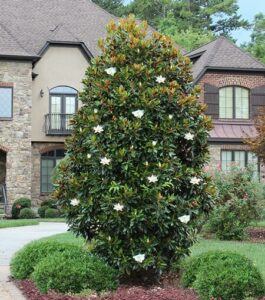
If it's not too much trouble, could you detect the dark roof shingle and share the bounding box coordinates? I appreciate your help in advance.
[187,37,265,81]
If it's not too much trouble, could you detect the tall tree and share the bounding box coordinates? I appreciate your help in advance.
[242,13,265,64]
[92,0,125,16]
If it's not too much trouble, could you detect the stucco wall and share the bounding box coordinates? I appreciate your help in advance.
[32,45,89,142]
[0,60,32,208]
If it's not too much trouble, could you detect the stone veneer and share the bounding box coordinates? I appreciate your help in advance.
[31,142,65,206]
[0,60,32,211]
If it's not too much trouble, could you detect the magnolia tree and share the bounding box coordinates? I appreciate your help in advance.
[53,16,215,278]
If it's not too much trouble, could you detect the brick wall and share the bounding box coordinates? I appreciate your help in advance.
[198,70,265,101]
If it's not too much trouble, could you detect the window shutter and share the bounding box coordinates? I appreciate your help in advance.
[204,83,219,119]
[251,85,265,118]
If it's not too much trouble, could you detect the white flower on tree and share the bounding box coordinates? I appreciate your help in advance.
[114,203,124,211]
[70,199,80,206]
[190,177,202,185]
[184,133,194,141]
[132,110,145,118]
[168,114,173,120]
[152,141,157,146]
[147,175,158,183]
[105,67,117,76]
[93,125,104,133]
[133,254,145,263]
[100,157,111,165]
[94,109,98,113]
[178,215,190,224]
[156,75,166,83]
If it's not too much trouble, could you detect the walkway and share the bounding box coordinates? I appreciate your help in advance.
[0,222,68,299]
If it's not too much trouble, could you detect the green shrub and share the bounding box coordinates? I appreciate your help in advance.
[19,208,36,219]
[40,199,58,209]
[45,208,60,218]
[32,248,118,294]
[181,251,265,300]
[53,16,215,278]
[12,198,31,219]
[38,206,48,218]
[205,166,264,240]
[10,240,83,279]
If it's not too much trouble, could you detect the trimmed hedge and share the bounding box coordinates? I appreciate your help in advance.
[10,240,83,279]
[181,251,265,300]
[19,208,36,219]
[12,198,31,219]
[32,248,118,294]
[45,208,60,218]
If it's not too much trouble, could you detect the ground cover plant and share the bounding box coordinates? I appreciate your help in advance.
[53,15,215,280]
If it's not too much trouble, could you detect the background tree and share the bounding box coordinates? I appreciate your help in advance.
[242,13,265,64]
[92,0,125,16]
[54,16,215,279]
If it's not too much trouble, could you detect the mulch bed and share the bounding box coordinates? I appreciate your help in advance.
[247,227,265,243]
[13,276,199,300]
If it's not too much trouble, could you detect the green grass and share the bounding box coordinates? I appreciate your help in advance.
[40,232,85,247]
[191,238,265,281]
[0,219,39,228]
[38,218,65,223]
[250,220,265,228]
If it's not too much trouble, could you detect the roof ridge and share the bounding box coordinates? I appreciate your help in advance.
[186,36,219,55]
[50,24,80,42]
[204,37,222,67]
[88,0,119,21]
[0,21,31,55]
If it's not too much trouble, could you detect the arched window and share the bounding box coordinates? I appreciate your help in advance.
[219,86,249,119]
[41,149,66,193]
[48,86,78,134]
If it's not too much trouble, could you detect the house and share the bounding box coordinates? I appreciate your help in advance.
[0,1,265,212]
[186,37,265,177]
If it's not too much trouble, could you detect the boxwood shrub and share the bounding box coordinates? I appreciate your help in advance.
[32,248,118,294]
[19,208,36,219]
[11,198,31,219]
[10,240,84,279]
[45,208,60,218]
[181,251,265,300]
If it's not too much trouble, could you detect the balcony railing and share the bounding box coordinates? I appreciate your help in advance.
[45,114,73,136]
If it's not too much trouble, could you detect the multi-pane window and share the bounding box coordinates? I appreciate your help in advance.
[49,86,78,131]
[0,87,12,119]
[221,150,258,176]
[41,149,65,193]
[219,87,249,119]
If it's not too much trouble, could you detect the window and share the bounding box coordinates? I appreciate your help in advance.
[49,86,78,131]
[41,149,65,193]
[0,87,12,119]
[221,150,258,175]
[219,87,249,119]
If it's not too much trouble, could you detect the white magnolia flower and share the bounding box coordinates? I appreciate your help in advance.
[178,215,191,224]
[133,254,145,263]
[156,75,166,84]
[93,125,104,134]
[132,110,145,119]
[184,133,194,141]
[168,114,173,120]
[94,109,98,114]
[114,203,124,211]
[147,175,158,183]
[70,199,80,206]
[190,176,202,185]
[100,157,111,165]
[152,141,157,146]
[105,67,117,76]
[87,154,92,159]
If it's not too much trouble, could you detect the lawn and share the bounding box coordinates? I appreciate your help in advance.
[0,219,39,228]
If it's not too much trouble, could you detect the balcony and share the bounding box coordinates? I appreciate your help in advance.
[45,114,73,136]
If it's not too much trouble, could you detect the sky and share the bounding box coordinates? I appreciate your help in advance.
[123,0,264,45]
[233,0,264,45]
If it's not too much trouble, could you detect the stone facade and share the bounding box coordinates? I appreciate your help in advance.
[31,142,65,206]
[0,60,32,211]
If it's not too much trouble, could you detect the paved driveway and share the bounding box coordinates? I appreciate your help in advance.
[0,222,68,299]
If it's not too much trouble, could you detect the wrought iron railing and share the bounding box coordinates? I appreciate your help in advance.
[45,114,73,135]
[0,183,8,215]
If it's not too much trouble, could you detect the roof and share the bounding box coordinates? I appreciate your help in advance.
[187,37,265,81]
[0,0,120,60]
[209,121,256,142]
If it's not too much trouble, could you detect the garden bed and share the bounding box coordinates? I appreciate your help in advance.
[247,227,265,243]
[14,279,199,300]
